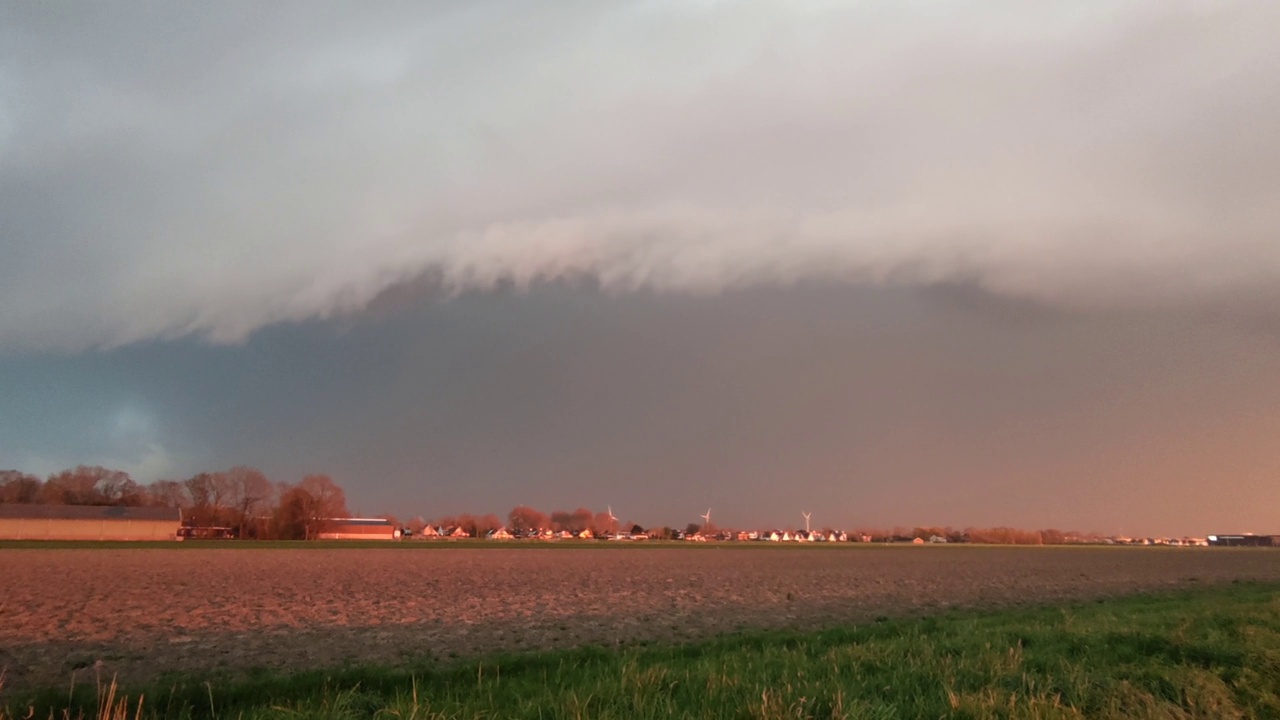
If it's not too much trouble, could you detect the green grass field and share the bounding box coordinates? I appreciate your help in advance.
[6,581,1278,720]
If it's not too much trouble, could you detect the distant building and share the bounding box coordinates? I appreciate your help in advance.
[316,518,400,540]
[179,525,235,540]
[1207,534,1278,547]
[0,504,182,541]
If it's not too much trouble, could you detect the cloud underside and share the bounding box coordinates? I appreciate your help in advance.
[2,0,1279,351]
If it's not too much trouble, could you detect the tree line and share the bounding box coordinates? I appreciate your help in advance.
[2,467,1098,544]
[0,466,350,540]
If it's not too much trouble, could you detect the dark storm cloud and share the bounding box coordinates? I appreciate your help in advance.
[2,1,1279,352]
[4,282,1278,536]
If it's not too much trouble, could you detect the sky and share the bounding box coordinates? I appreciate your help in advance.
[2,1,1279,536]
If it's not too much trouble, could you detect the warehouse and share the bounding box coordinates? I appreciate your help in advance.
[315,517,401,540]
[1207,534,1278,547]
[0,504,182,541]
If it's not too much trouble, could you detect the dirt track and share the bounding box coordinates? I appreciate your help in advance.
[3,546,1279,693]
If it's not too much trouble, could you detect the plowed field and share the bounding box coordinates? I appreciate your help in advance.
[4,546,1279,693]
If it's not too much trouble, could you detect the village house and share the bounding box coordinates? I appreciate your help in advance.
[486,527,513,540]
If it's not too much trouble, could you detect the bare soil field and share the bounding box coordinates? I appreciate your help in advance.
[3,546,1279,693]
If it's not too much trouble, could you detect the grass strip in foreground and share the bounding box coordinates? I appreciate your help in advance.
[6,582,1280,719]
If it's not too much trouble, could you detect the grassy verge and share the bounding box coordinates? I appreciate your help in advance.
[6,582,1279,719]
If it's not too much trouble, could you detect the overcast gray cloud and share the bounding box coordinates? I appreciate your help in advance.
[3,1,1279,352]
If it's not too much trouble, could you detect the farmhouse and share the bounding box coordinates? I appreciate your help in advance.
[316,518,401,540]
[486,527,513,539]
[0,504,182,541]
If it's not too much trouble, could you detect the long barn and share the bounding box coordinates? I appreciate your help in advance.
[0,504,183,541]
[316,517,401,540]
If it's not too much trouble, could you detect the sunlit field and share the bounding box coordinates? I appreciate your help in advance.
[5,581,1280,719]
[5,544,1280,714]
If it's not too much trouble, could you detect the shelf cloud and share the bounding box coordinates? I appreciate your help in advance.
[3,0,1278,352]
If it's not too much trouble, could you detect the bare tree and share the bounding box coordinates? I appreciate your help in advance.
[295,474,350,539]
[97,472,136,504]
[0,471,42,503]
[184,472,223,526]
[456,513,478,537]
[476,513,503,535]
[42,466,132,505]
[272,483,312,540]
[569,507,593,533]
[146,479,191,509]
[591,511,617,536]
[265,475,350,540]
[226,466,272,538]
[508,505,547,535]
[549,510,572,532]
[299,474,349,518]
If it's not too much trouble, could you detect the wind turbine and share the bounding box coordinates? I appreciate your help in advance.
[700,508,712,530]
[803,511,812,534]
[607,505,618,531]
